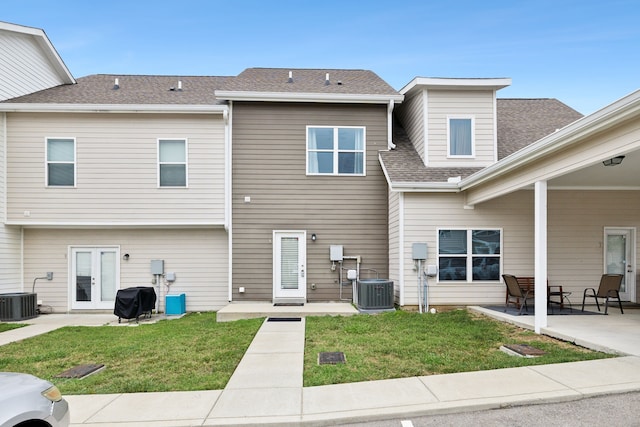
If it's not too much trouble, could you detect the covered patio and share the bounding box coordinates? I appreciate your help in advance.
[463,89,640,333]
[472,305,640,357]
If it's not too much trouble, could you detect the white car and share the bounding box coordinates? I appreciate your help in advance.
[0,372,69,427]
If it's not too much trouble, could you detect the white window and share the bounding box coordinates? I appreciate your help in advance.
[307,126,365,175]
[438,229,501,282]
[158,139,187,187]
[447,117,474,157]
[46,137,75,187]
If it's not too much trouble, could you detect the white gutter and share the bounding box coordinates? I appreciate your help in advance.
[460,88,640,191]
[214,90,404,104]
[390,182,460,192]
[0,103,228,114]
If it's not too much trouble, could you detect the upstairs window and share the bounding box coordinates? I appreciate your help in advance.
[46,138,75,187]
[438,229,501,282]
[448,117,474,157]
[307,126,365,175]
[158,139,187,187]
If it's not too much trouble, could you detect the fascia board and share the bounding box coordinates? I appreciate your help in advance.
[400,77,511,95]
[7,221,226,228]
[460,88,640,191]
[214,90,404,104]
[0,103,229,114]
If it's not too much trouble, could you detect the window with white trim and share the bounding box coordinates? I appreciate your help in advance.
[307,126,365,175]
[158,139,187,187]
[438,229,501,282]
[447,117,474,157]
[46,137,75,187]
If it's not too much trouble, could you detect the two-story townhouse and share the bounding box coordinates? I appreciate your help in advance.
[1,74,231,313]
[0,21,75,294]
[215,68,403,305]
[384,77,640,330]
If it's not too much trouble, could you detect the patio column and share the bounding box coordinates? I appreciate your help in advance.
[534,180,548,333]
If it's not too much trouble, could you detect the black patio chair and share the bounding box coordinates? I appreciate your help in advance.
[581,274,624,315]
[503,274,534,315]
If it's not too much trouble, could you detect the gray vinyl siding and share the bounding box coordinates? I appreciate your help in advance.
[395,90,425,162]
[0,30,66,101]
[6,112,225,225]
[23,228,228,312]
[426,90,496,167]
[232,102,389,302]
[401,189,640,306]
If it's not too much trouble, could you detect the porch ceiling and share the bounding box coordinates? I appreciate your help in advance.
[549,148,640,189]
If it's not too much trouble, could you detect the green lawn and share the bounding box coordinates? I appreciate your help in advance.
[303,309,613,386]
[0,322,26,333]
[0,309,612,394]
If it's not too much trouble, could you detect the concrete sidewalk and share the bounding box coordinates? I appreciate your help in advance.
[61,316,640,426]
[4,312,640,426]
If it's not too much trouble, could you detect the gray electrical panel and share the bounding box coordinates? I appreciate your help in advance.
[329,245,344,261]
[150,259,164,275]
[412,243,428,260]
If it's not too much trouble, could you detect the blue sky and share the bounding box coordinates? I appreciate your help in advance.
[3,0,639,114]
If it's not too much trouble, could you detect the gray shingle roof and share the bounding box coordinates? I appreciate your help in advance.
[497,98,583,159]
[216,68,399,96]
[382,98,583,186]
[2,74,232,105]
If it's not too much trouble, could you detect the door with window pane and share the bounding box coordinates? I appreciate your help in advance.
[604,228,636,302]
[71,247,119,309]
[273,231,306,300]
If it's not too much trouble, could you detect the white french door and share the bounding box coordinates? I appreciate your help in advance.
[71,247,120,309]
[604,228,636,302]
[273,231,306,301]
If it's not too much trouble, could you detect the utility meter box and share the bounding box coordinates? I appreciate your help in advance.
[150,260,164,275]
[412,243,428,260]
[329,245,344,261]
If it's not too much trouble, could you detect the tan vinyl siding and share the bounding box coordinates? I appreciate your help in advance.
[23,228,228,312]
[6,113,225,225]
[395,90,425,162]
[402,191,533,306]
[0,112,23,292]
[401,189,640,306]
[427,90,496,167]
[232,102,389,302]
[0,30,66,101]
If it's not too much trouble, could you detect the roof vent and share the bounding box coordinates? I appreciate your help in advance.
[113,78,119,90]
[287,71,293,83]
[337,81,342,85]
[325,73,330,85]
[178,80,182,91]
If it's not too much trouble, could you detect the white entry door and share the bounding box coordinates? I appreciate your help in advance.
[273,231,306,301]
[604,228,636,302]
[71,247,120,309]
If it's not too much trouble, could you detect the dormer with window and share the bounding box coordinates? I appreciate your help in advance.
[395,78,511,168]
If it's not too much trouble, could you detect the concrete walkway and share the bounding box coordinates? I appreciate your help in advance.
[3,310,640,426]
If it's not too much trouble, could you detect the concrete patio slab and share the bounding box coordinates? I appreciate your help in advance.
[216,302,358,322]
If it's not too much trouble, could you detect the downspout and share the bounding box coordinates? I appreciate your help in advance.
[224,103,233,302]
[387,100,395,149]
[398,192,405,306]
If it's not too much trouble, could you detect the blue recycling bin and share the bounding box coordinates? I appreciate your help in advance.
[165,293,186,315]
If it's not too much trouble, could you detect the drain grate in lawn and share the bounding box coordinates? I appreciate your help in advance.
[56,363,105,379]
[501,344,546,358]
[318,352,346,365]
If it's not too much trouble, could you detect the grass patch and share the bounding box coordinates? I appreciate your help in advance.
[0,322,27,333]
[0,313,262,394]
[304,309,614,387]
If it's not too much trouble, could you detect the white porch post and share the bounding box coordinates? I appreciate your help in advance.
[534,180,548,333]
